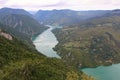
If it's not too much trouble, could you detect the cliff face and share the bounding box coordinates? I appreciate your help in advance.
[0,14,47,37]
[0,8,47,37]
[0,8,48,50]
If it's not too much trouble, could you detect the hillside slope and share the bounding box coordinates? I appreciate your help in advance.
[53,9,120,68]
[0,14,47,36]
[0,28,95,80]
[0,8,48,37]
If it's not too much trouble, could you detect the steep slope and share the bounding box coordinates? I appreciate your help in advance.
[0,14,47,36]
[35,9,109,26]
[0,8,48,37]
[53,9,120,68]
[0,28,95,80]
[0,22,35,49]
[0,22,30,41]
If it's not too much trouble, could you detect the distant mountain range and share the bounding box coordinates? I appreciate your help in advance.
[35,9,110,26]
[76,9,120,28]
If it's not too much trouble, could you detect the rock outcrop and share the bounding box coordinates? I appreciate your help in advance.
[0,29,12,40]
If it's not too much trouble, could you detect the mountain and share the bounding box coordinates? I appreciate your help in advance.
[0,22,35,49]
[76,9,120,28]
[104,9,120,16]
[0,26,94,80]
[52,9,120,68]
[0,8,48,39]
[0,7,33,17]
[35,9,109,26]
[0,8,49,50]
[0,14,47,36]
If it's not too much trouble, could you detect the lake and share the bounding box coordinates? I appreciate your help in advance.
[33,25,60,58]
[82,63,120,80]
[33,25,120,80]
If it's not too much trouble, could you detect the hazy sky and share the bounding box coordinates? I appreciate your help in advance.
[0,0,120,11]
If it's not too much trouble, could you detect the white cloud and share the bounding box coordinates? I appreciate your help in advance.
[6,0,61,5]
[0,0,120,10]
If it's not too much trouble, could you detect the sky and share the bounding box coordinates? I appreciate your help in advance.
[0,0,120,11]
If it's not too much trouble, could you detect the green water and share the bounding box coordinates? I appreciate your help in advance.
[82,64,120,80]
[33,25,60,58]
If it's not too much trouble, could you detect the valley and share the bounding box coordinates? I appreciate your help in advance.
[0,6,120,80]
[0,8,95,80]
[33,25,60,58]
